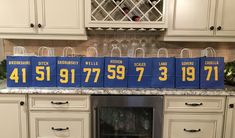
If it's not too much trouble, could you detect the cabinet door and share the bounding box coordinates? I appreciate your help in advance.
[0,0,35,33]
[0,95,28,138]
[224,97,235,138]
[216,0,235,36]
[163,114,223,138]
[36,0,85,35]
[30,112,90,138]
[167,0,217,36]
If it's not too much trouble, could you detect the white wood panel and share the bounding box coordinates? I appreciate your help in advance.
[0,0,35,33]
[216,0,235,36]
[29,95,90,111]
[0,95,28,138]
[37,0,85,35]
[167,0,217,36]
[164,114,223,138]
[224,97,235,138]
[165,96,225,113]
[30,112,90,138]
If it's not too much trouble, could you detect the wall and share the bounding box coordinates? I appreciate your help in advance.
[0,39,4,61]
[2,35,235,62]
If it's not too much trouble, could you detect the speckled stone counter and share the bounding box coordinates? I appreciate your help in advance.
[0,80,235,96]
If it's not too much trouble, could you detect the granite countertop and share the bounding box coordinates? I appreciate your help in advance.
[0,80,235,96]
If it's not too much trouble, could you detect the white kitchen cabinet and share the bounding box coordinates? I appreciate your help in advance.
[216,0,235,36]
[30,112,90,138]
[167,0,217,36]
[29,95,91,138]
[163,96,225,138]
[164,114,223,138]
[166,0,235,38]
[0,95,28,138]
[85,0,168,29]
[36,0,85,35]
[0,0,35,33]
[224,97,235,138]
[0,0,87,40]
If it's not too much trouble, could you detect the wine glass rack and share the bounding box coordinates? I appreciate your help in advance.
[85,0,168,29]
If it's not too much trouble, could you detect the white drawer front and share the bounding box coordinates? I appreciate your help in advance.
[29,95,90,111]
[164,114,223,138]
[165,96,225,112]
[30,112,90,138]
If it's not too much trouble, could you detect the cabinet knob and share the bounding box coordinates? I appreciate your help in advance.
[38,24,42,28]
[20,101,24,106]
[30,23,34,28]
[210,26,214,31]
[217,26,222,30]
[229,104,234,108]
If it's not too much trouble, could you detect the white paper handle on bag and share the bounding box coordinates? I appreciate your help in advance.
[13,46,26,56]
[201,47,217,57]
[38,47,55,57]
[111,46,122,57]
[134,48,145,58]
[63,47,75,57]
[157,48,169,58]
[180,48,193,58]
[86,47,98,57]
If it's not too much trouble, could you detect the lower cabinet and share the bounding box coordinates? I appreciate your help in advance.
[29,95,91,138]
[30,112,90,138]
[163,114,223,138]
[224,97,235,138]
[0,94,28,138]
[164,96,225,138]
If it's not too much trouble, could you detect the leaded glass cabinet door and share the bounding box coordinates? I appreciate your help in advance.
[85,0,168,29]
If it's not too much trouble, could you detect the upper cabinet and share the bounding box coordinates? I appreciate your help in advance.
[167,0,235,37]
[0,0,35,33]
[216,0,235,36]
[0,0,86,40]
[85,0,168,29]
[36,0,85,35]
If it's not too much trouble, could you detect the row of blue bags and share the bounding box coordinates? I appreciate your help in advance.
[7,46,224,89]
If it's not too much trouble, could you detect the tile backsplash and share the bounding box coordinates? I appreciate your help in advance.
[2,36,235,62]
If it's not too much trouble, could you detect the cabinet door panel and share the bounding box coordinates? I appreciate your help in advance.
[37,0,85,35]
[164,114,223,138]
[0,0,35,33]
[30,112,90,138]
[224,97,235,138]
[216,0,235,36]
[167,0,216,36]
[0,95,27,138]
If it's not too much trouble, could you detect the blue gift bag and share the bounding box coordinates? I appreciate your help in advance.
[176,48,200,89]
[128,48,152,88]
[81,47,104,87]
[151,48,175,88]
[7,56,32,87]
[200,47,224,89]
[57,47,81,87]
[104,47,128,88]
[32,47,57,87]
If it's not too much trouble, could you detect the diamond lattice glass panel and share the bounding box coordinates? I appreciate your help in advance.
[90,0,164,22]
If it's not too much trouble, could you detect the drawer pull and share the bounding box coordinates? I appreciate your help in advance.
[51,127,69,131]
[51,101,69,105]
[185,103,203,106]
[184,128,201,133]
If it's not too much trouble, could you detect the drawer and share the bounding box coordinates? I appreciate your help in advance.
[164,96,225,112]
[29,95,90,111]
[163,114,223,138]
[30,112,90,138]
